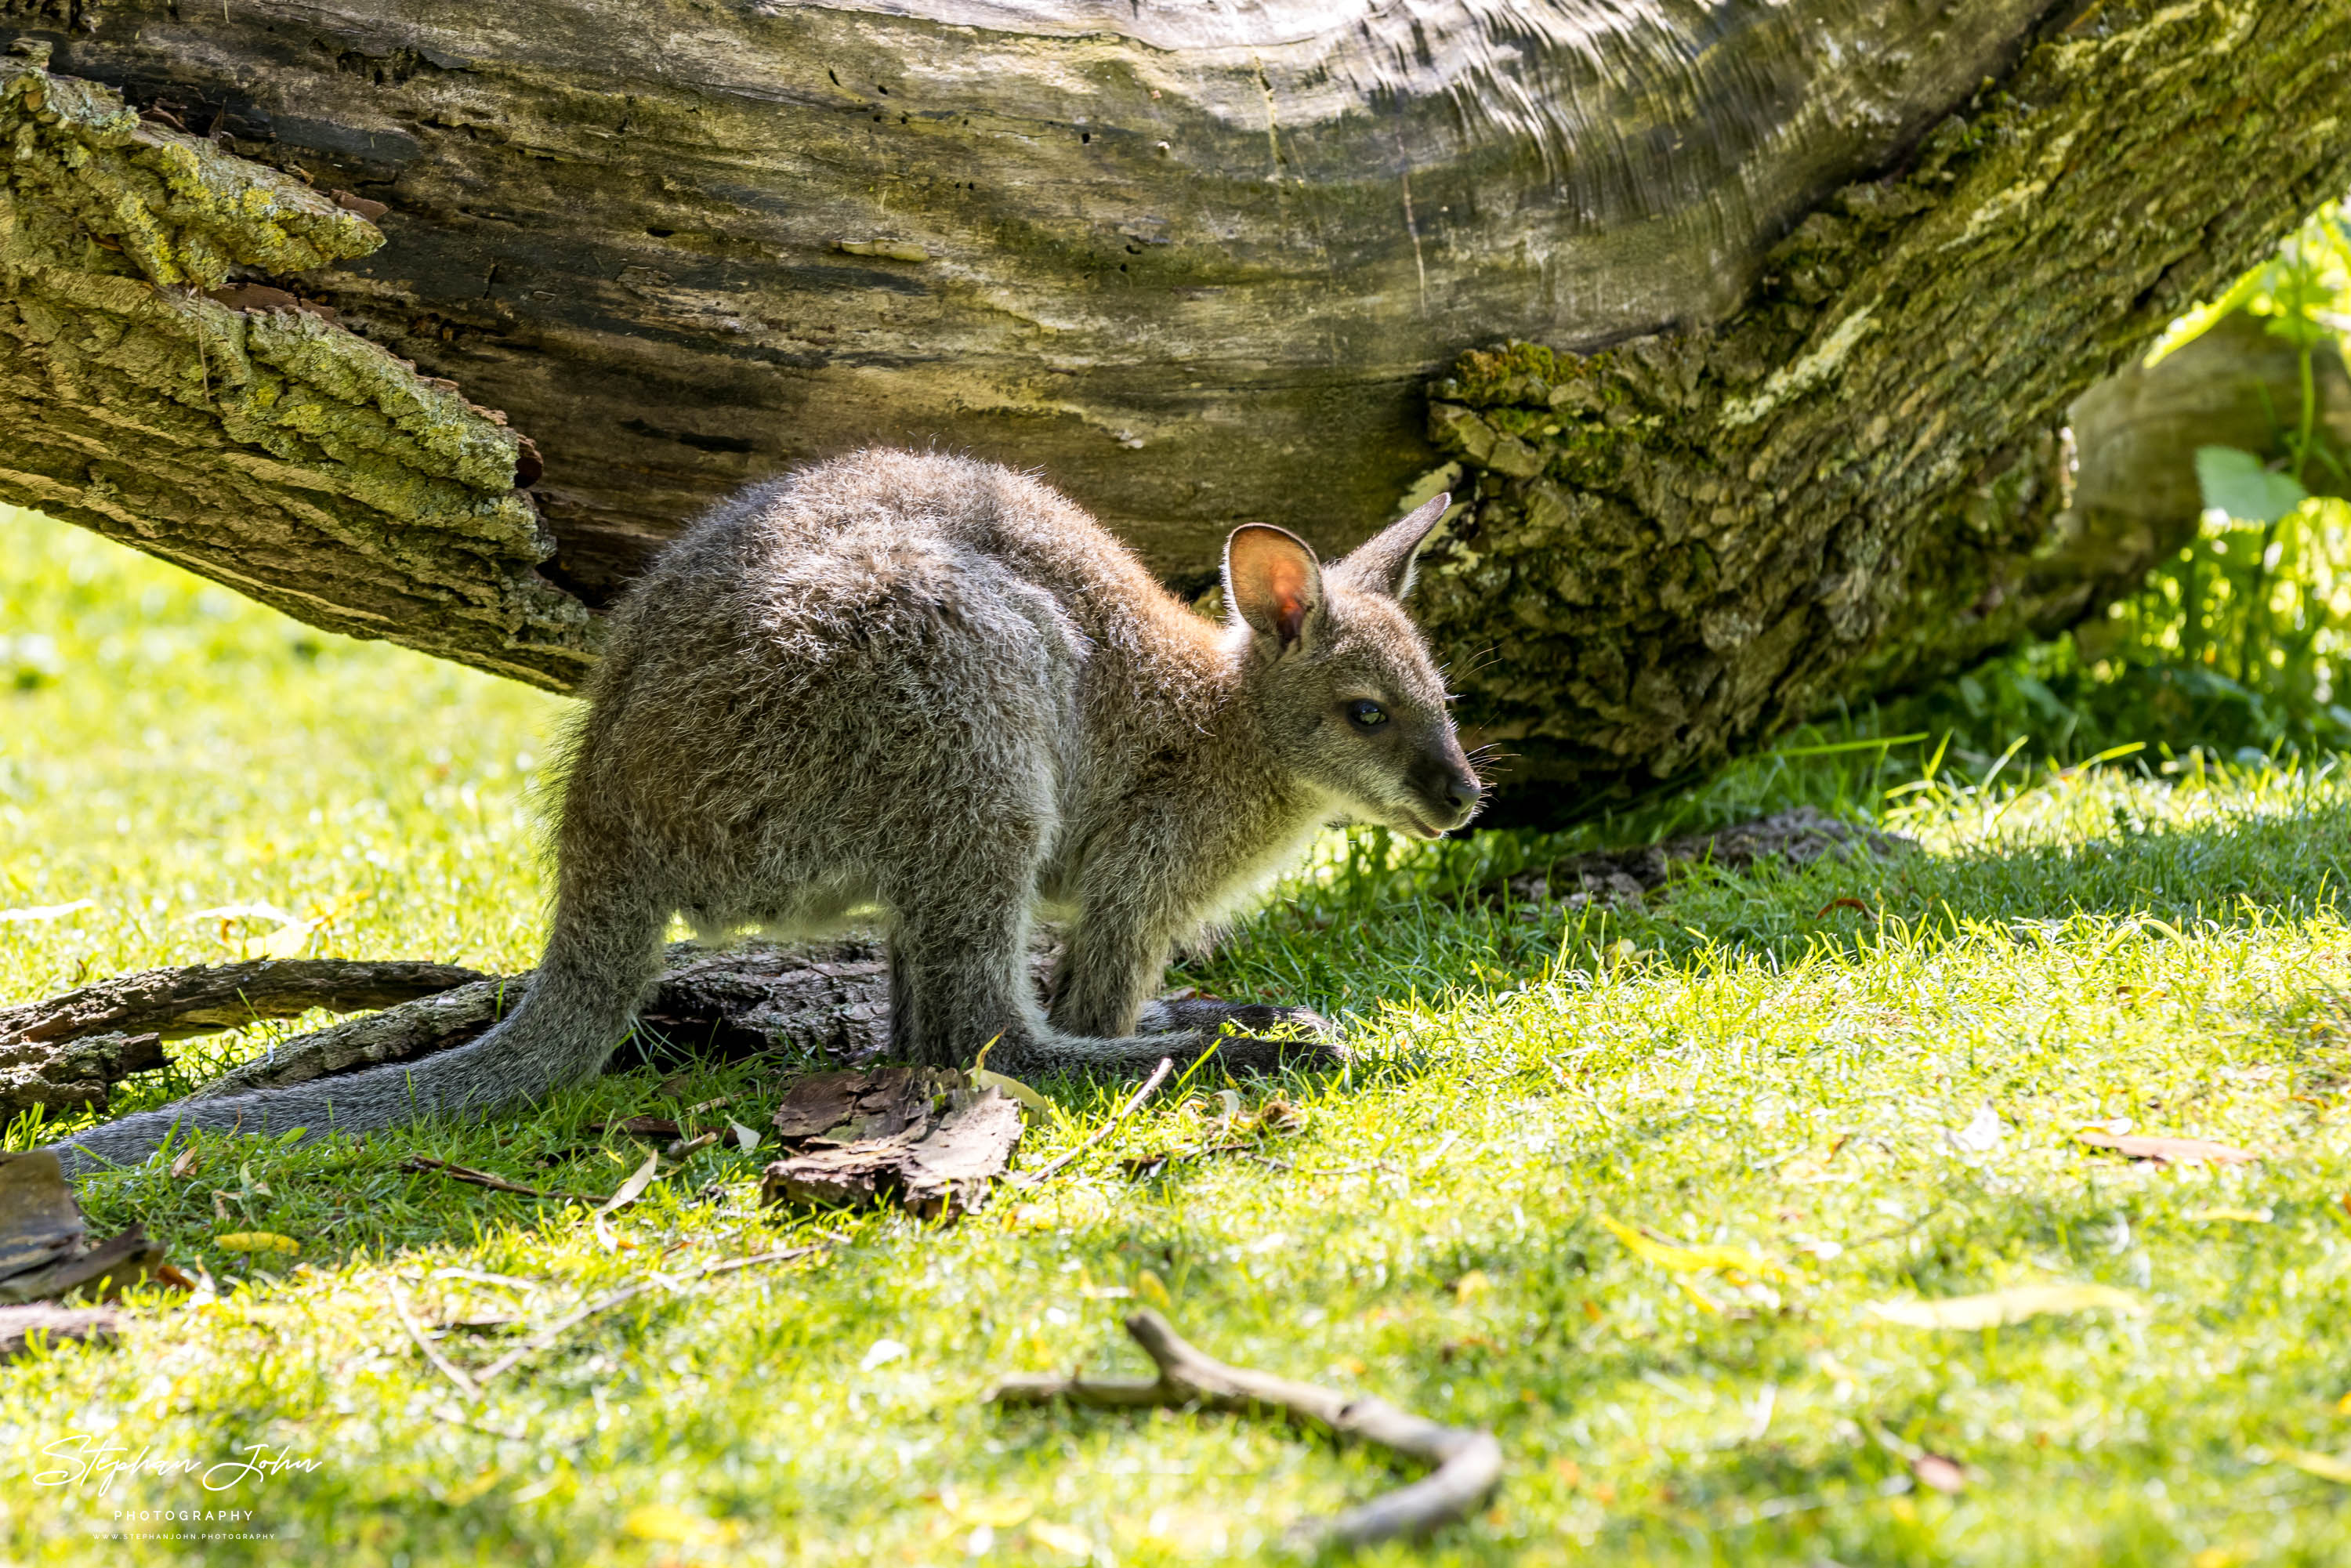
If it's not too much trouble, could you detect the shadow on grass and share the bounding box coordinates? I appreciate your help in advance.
[1188,797,2351,1021]
[42,796,2351,1266]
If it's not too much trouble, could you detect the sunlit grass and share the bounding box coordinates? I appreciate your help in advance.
[5,506,2351,1565]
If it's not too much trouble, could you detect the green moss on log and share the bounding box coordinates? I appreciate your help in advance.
[1412,0,2351,817]
[0,50,593,690]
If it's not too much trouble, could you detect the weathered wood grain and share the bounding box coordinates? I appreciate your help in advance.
[2,3,2347,817]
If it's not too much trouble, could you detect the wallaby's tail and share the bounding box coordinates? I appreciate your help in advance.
[46,877,668,1182]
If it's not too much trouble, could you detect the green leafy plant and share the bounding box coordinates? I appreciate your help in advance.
[1889,205,2351,768]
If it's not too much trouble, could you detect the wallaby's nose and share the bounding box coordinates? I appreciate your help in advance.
[1433,770,1480,826]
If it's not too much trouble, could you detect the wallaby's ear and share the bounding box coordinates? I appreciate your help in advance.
[1329,492,1451,599]
[1223,524,1324,653]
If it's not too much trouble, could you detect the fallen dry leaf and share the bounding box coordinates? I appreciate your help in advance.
[168,1148,201,1179]
[598,1153,660,1212]
[1024,1519,1092,1558]
[242,918,318,961]
[2075,1128,2259,1166]
[213,1232,299,1256]
[1134,1269,1172,1312]
[1599,1216,1790,1281]
[1947,1106,2005,1154]
[593,1153,661,1251]
[972,1068,1050,1111]
[2280,1448,2351,1484]
[1254,1095,1310,1135]
[1911,1453,1967,1494]
[621,1502,737,1544]
[1866,1283,2144,1329]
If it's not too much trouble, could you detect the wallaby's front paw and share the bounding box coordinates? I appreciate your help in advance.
[1146,995,1336,1044]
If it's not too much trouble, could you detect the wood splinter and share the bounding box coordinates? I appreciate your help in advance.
[988,1309,1503,1550]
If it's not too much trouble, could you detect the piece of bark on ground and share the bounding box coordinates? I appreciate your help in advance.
[6,940,903,1116]
[990,1309,1503,1549]
[0,958,488,1112]
[2075,1129,2260,1166]
[9,936,1273,1125]
[0,1303,123,1361]
[1505,806,1914,911]
[0,1151,168,1304]
[763,1068,1025,1220]
[202,939,931,1097]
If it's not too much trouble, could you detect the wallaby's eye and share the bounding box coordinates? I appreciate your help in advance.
[1347,699,1389,730]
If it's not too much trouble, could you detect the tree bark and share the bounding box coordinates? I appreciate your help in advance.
[0,955,487,1110]
[2,2,2346,819]
[0,940,897,1114]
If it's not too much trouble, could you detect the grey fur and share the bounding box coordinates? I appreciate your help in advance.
[49,451,1477,1179]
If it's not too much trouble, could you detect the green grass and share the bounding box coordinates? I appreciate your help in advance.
[5,505,2351,1566]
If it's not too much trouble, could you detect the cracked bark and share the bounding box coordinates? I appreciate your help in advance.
[2,2,2346,819]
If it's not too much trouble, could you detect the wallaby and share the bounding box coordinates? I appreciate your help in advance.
[51,450,1480,1177]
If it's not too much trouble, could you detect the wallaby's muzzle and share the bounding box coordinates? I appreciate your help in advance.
[1409,750,1483,835]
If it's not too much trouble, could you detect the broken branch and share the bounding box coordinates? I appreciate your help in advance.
[1011,1057,1173,1188]
[465,1242,824,1386]
[388,1280,480,1400]
[989,1309,1503,1549]
[399,1157,604,1206]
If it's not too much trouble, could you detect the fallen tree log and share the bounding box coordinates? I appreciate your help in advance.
[0,940,903,1116]
[0,957,487,1110]
[193,940,897,1103]
[2,4,2347,819]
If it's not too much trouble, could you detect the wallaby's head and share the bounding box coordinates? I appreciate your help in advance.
[1222,494,1481,838]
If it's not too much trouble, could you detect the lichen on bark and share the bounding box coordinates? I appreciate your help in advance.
[0,49,593,689]
[1411,1,2351,819]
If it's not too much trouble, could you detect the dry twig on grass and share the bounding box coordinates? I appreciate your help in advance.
[399,1156,605,1206]
[387,1280,479,1400]
[393,1243,831,1394]
[989,1309,1503,1550]
[1009,1056,1172,1188]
